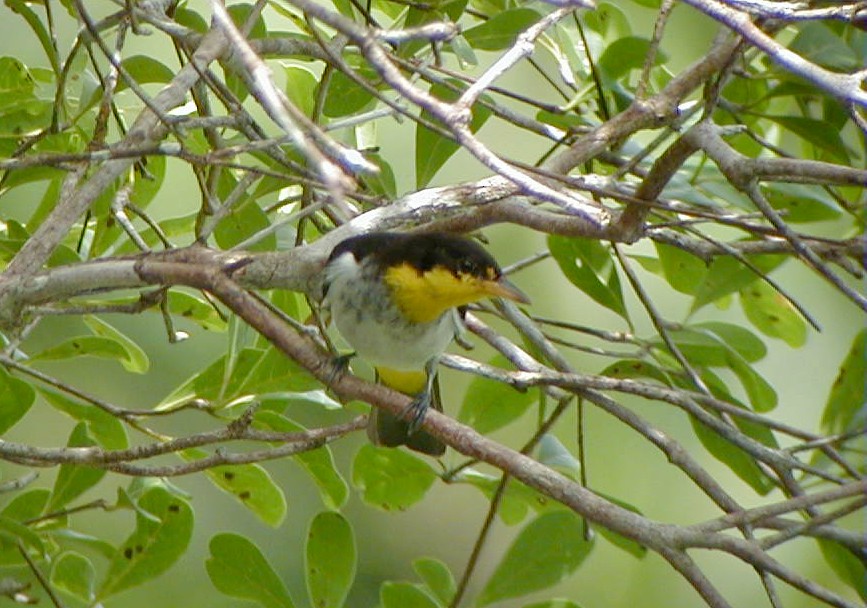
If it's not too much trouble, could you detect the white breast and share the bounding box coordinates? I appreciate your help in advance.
[323,253,462,370]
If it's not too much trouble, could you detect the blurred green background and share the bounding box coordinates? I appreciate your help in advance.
[0,2,861,607]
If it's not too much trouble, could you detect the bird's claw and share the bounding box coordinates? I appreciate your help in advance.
[401,391,431,435]
[326,352,356,387]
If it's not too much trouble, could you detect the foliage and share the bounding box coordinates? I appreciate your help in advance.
[0,1,864,607]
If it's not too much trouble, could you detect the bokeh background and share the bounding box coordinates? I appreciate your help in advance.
[0,2,861,606]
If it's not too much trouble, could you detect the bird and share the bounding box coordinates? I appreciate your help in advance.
[321,231,530,455]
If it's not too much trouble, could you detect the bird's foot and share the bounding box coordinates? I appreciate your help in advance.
[325,352,356,387]
[401,390,432,435]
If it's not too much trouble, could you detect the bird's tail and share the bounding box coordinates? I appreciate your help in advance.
[369,367,445,456]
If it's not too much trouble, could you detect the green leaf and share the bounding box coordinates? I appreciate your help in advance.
[322,58,377,118]
[166,290,227,331]
[689,373,775,495]
[228,3,268,38]
[413,557,455,606]
[725,351,777,412]
[2,489,49,522]
[535,434,580,480]
[654,243,707,294]
[691,254,786,312]
[206,533,295,608]
[478,511,592,606]
[48,423,107,512]
[548,235,629,321]
[695,322,767,363]
[98,487,193,599]
[352,445,438,511]
[789,22,859,70]
[182,448,286,527]
[5,1,60,73]
[602,359,674,386]
[238,345,319,395]
[0,515,45,556]
[0,56,52,137]
[593,493,647,558]
[284,65,318,117]
[822,329,866,434]
[30,336,131,365]
[0,365,35,434]
[462,8,541,51]
[83,315,149,373]
[51,551,96,603]
[416,80,492,187]
[458,468,555,525]
[598,37,666,80]
[39,388,128,449]
[360,152,397,199]
[739,280,807,347]
[305,511,356,608]
[214,199,275,251]
[583,2,631,38]
[380,582,439,608]
[817,539,867,601]
[762,182,842,223]
[158,346,317,411]
[523,600,585,608]
[458,355,536,434]
[766,115,851,162]
[255,411,349,509]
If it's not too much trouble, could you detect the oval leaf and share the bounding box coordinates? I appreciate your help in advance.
[306,511,356,608]
[822,329,866,434]
[51,551,96,603]
[548,235,628,321]
[352,445,437,511]
[182,448,287,527]
[206,532,295,608]
[739,280,807,347]
[98,487,193,599]
[478,511,593,606]
[0,366,35,435]
[458,355,536,434]
[255,411,348,509]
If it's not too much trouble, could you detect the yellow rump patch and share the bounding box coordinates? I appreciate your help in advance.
[376,367,428,394]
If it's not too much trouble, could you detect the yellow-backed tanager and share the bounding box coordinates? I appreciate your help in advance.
[322,231,529,455]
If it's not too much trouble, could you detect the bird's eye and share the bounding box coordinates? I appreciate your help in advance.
[458,259,477,275]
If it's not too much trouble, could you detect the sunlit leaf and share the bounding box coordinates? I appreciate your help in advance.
[306,511,356,608]
[822,329,866,434]
[352,445,437,510]
[414,557,455,606]
[51,551,96,603]
[462,8,541,50]
[416,80,491,187]
[458,355,536,434]
[207,533,295,608]
[739,280,807,347]
[0,366,35,435]
[39,388,128,449]
[83,315,149,373]
[548,235,629,321]
[691,254,785,312]
[380,581,439,608]
[47,423,106,512]
[187,447,287,527]
[254,411,348,509]
[98,487,193,599]
[478,511,592,606]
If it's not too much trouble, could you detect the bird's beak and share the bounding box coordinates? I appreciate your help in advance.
[486,277,531,304]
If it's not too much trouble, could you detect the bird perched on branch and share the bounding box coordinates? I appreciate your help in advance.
[322,231,529,455]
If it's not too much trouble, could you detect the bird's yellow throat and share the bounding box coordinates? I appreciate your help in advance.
[384,262,498,323]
